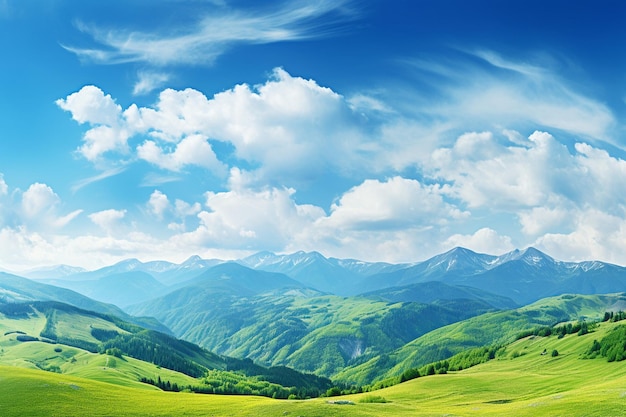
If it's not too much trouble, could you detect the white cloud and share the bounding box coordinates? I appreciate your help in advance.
[89,209,126,233]
[572,143,626,213]
[321,176,467,231]
[430,131,575,209]
[65,1,357,66]
[444,228,514,255]
[535,208,626,264]
[406,51,615,144]
[71,166,127,193]
[56,86,129,161]
[14,183,81,231]
[137,135,226,174]
[21,183,60,218]
[518,205,571,236]
[0,174,7,195]
[45,64,626,267]
[174,199,201,218]
[172,186,325,251]
[148,190,169,219]
[133,70,170,95]
[56,85,121,125]
[59,69,373,184]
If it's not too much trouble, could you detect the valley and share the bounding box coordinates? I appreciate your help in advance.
[1,247,626,415]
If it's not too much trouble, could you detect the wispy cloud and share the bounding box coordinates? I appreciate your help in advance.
[71,166,126,193]
[64,0,357,67]
[133,70,170,95]
[403,50,615,143]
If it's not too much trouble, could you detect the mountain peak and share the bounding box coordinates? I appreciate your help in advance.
[515,247,554,265]
[183,255,203,264]
[420,247,495,274]
[112,258,143,270]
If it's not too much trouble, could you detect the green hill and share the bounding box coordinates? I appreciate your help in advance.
[1,317,625,416]
[335,292,626,385]
[129,288,499,378]
[0,300,331,398]
[0,272,168,333]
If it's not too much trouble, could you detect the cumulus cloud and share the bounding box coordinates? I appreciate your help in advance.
[56,85,121,125]
[148,190,169,219]
[535,208,626,264]
[89,209,126,233]
[56,86,129,161]
[320,176,467,231]
[444,228,514,255]
[172,186,325,251]
[58,69,372,185]
[137,135,226,174]
[430,131,578,209]
[21,183,60,218]
[45,63,626,267]
[2,182,82,232]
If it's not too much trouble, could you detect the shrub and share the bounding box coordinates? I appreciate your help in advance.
[551,349,559,357]
[16,335,38,342]
[359,395,388,403]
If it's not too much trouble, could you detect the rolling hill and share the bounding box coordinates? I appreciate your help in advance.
[0,299,332,399]
[128,279,517,378]
[335,292,626,385]
[0,272,167,333]
[1,311,625,416]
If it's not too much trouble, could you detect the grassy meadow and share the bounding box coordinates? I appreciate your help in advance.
[1,318,625,416]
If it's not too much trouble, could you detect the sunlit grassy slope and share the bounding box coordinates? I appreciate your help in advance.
[0,311,199,390]
[337,293,626,384]
[2,319,625,416]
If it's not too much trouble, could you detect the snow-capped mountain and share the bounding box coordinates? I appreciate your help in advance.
[361,247,626,304]
[20,264,87,279]
[11,246,626,307]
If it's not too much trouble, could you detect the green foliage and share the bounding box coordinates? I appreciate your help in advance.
[359,395,388,403]
[130,288,500,379]
[551,349,559,357]
[399,367,420,382]
[101,331,207,377]
[106,347,124,358]
[0,302,34,318]
[225,357,331,398]
[16,335,39,342]
[325,386,342,397]
[603,310,626,323]
[586,324,626,362]
[198,369,293,398]
[39,309,57,341]
[90,327,120,341]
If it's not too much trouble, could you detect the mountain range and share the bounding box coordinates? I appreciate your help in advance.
[15,246,626,306]
[3,246,626,382]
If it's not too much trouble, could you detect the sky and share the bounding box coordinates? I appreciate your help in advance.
[1,0,626,271]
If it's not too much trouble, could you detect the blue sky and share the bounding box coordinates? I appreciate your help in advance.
[2,0,626,270]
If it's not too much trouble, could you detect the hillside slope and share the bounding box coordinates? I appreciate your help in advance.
[1,316,625,416]
[335,292,626,385]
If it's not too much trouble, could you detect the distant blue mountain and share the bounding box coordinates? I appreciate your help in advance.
[21,246,626,308]
[360,247,626,304]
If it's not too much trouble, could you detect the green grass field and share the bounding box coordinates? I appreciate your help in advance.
[1,320,625,416]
